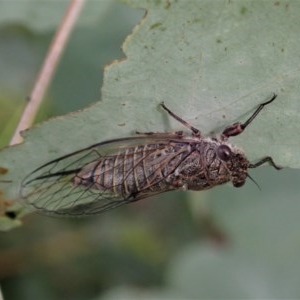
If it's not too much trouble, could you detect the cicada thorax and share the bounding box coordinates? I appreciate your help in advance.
[168,138,249,191]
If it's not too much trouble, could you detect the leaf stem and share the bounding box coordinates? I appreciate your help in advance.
[10,0,86,146]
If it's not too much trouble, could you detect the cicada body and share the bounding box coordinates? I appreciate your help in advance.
[20,95,280,216]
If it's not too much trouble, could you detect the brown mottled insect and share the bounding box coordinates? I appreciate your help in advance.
[20,94,281,216]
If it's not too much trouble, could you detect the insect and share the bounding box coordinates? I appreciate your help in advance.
[20,94,281,216]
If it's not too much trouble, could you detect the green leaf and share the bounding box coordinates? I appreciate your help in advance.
[0,215,22,232]
[0,0,299,227]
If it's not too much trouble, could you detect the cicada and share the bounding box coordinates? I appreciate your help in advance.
[20,94,281,216]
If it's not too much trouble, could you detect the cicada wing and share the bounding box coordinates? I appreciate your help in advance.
[53,190,169,216]
[20,135,183,216]
[20,146,120,216]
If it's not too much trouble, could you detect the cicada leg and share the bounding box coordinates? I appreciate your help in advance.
[160,102,201,137]
[220,93,281,171]
[221,94,277,140]
[249,156,282,170]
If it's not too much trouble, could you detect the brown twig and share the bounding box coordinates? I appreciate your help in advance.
[10,0,86,146]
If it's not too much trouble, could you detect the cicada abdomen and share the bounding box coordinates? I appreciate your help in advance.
[72,142,187,197]
[20,94,281,216]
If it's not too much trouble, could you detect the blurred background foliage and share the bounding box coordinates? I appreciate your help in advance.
[1,0,300,299]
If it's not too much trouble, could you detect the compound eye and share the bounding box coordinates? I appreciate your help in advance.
[216,145,232,161]
[233,180,245,187]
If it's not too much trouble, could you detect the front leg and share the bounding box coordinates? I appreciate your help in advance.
[160,102,201,137]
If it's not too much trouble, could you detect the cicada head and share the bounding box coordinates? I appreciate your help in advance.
[215,143,249,187]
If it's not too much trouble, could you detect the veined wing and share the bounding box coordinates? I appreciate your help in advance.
[20,134,194,217]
